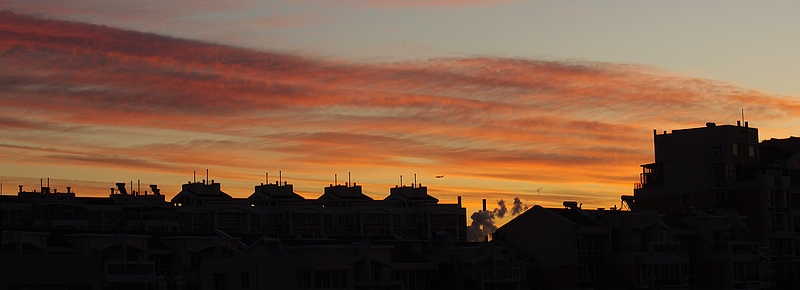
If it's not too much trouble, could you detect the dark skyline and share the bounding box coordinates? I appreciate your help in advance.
[4,122,798,289]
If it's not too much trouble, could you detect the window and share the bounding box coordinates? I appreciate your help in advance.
[241,272,250,288]
[794,216,800,233]
[653,264,681,287]
[394,271,427,290]
[680,193,693,207]
[638,264,652,287]
[732,142,740,156]
[217,213,246,223]
[715,191,726,204]
[363,214,390,224]
[293,213,321,223]
[151,255,171,276]
[749,144,756,157]
[212,273,227,290]
[715,191,736,207]
[297,270,347,289]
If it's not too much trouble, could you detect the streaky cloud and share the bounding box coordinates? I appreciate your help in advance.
[1,11,798,208]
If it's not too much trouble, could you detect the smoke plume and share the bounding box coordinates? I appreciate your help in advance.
[467,197,533,242]
[493,199,508,218]
[511,197,530,216]
[467,210,496,242]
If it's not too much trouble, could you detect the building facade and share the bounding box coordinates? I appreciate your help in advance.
[633,122,800,287]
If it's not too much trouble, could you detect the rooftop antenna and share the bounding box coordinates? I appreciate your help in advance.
[414,174,417,188]
[266,172,268,184]
[193,171,196,183]
[138,180,141,196]
[741,108,745,123]
[47,177,50,187]
[400,175,403,187]
[335,174,338,185]
[279,171,282,185]
[348,172,351,187]
[206,169,209,185]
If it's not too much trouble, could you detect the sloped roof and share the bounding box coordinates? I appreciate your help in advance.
[545,208,601,227]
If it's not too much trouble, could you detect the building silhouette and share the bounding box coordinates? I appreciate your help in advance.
[493,199,768,289]
[634,122,800,285]
[3,179,527,290]
[493,122,798,289]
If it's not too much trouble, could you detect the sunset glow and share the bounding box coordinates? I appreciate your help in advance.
[1,2,798,225]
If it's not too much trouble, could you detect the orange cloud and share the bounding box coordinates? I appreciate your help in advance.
[1,11,798,212]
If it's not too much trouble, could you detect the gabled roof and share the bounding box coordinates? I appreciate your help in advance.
[385,185,438,204]
[171,182,231,203]
[545,208,602,227]
[319,185,372,201]
[248,183,305,202]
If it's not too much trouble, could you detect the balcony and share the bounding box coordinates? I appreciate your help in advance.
[353,281,402,290]
[104,261,156,283]
[635,163,664,189]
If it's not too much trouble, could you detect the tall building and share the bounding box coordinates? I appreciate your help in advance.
[634,122,800,284]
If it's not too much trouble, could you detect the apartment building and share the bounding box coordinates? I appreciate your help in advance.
[633,122,800,285]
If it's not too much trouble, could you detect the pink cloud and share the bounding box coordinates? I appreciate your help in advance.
[1,11,798,208]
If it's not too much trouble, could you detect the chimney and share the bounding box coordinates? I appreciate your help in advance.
[737,120,741,126]
[745,121,749,128]
[66,187,71,194]
[149,184,160,195]
[19,185,23,193]
[457,196,462,207]
[116,183,127,195]
[482,199,487,211]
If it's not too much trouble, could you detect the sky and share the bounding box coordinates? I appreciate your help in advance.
[1,1,799,225]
